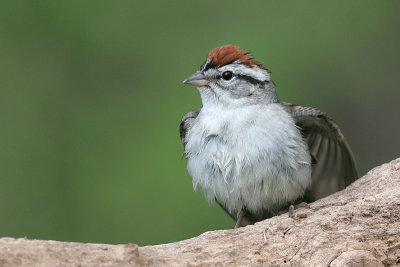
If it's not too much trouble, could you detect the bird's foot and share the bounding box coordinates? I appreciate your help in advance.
[278,202,310,218]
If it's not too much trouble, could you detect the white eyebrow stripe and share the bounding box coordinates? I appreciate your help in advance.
[220,63,270,82]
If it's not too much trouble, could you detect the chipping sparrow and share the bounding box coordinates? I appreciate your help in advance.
[180,45,358,228]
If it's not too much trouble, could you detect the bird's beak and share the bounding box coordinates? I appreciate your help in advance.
[182,71,209,87]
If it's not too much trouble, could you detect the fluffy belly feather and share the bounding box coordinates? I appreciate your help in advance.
[185,104,312,215]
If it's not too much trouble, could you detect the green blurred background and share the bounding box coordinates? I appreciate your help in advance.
[1,1,399,246]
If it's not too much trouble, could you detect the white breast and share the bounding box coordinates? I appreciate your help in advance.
[185,103,312,215]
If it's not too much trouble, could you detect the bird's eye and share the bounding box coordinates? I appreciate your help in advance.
[222,71,233,81]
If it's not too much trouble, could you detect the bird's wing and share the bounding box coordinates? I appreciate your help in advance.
[179,108,201,151]
[282,102,359,201]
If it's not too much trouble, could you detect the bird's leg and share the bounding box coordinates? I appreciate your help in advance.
[278,203,293,216]
[288,204,295,218]
[234,209,246,229]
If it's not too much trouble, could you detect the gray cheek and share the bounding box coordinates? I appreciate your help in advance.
[228,81,253,98]
[212,79,254,99]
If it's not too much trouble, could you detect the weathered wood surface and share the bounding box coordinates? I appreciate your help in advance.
[1,158,400,266]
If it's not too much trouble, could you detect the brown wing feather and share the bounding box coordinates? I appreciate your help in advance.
[283,102,359,200]
[180,108,201,151]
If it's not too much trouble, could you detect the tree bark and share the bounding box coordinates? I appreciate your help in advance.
[1,158,400,266]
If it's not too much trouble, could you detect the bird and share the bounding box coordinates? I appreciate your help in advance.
[180,45,358,228]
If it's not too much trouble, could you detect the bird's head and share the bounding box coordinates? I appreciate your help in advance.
[183,45,277,107]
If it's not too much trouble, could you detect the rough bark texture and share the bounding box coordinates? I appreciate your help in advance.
[1,158,400,266]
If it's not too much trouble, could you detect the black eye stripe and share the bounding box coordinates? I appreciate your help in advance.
[237,74,266,85]
[216,73,266,85]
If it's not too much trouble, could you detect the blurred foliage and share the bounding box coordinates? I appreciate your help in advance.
[0,1,399,245]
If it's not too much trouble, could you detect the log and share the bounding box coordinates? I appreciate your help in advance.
[1,158,400,266]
